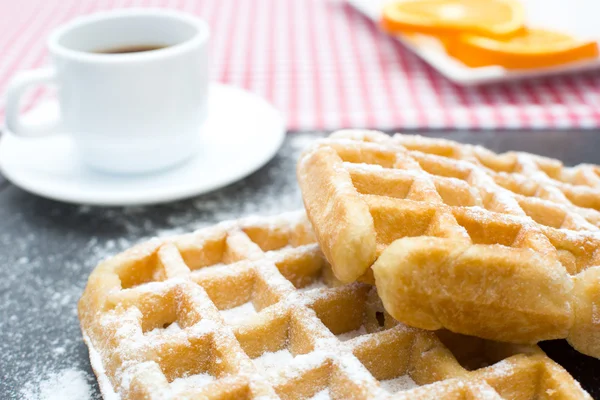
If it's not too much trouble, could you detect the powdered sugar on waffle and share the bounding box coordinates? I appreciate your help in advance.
[486,359,515,378]
[274,350,333,382]
[145,322,182,336]
[220,302,257,325]
[336,326,367,341]
[79,209,592,400]
[380,375,418,393]
[298,280,328,292]
[84,335,119,400]
[309,388,332,399]
[253,349,295,378]
[169,373,215,393]
[73,131,596,398]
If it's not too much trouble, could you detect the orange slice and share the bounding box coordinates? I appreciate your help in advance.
[381,0,525,38]
[443,29,599,69]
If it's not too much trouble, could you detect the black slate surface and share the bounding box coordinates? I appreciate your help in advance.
[1,130,600,399]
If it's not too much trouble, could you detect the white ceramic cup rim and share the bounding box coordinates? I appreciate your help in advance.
[47,8,210,63]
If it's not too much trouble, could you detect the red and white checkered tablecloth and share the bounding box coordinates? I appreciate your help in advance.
[1,0,599,131]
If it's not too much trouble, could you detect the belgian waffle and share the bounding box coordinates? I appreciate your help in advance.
[79,212,590,399]
[297,130,600,358]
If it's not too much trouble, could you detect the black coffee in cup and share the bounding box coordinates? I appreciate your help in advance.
[96,45,166,54]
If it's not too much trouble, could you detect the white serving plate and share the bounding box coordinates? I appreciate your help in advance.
[348,0,600,85]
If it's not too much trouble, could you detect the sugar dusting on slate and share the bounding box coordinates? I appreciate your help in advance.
[20,368,92,400]
[0,134,318,398]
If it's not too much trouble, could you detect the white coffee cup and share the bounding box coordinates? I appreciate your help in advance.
[5,9,209,174]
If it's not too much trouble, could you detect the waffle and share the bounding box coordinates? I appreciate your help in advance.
[79,212,590,399]
[297,130,600,358]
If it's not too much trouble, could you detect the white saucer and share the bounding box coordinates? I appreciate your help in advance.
[0,83,285,206]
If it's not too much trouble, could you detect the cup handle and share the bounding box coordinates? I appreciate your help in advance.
[5,67,62,137]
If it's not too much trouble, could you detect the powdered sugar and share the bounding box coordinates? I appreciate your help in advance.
[253,349,295,378]
[298,280,327,292]
[380,375,418,393]
[309,388,331,399]
[20,368,92,400]
[335,355,374,386]
[487,359,515,377]
[1,133,319,399]
[276,350,332,380]
[169,373,215,394]
[145,321,182,336]
[336,326,367,341]
[84,335,119,400]
[220,302,257,325]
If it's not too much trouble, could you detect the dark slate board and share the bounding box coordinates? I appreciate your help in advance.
[1,131,600,399]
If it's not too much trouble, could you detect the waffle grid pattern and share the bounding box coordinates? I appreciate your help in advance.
[79,212,589,399]
[297,130,600,357]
